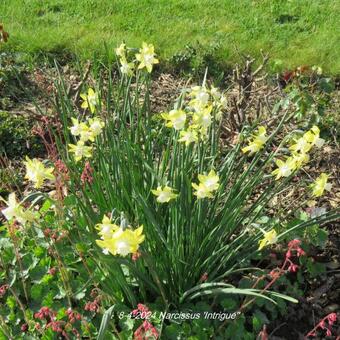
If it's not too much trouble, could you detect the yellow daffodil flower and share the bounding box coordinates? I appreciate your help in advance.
[192,105,213,130]
[136,42,159,73]
[161,109,186,130]
[119,57,134,76]
[69,118,83,136]
[289,136,312,153]
[0,193,36,225]
[96,225,145,256]
[96,215,120,239]
[192,183,214,199]
[80,88,99,113]
[304,125,325,148]
[242,126,268,155]
[310,173,332,197]
[68,141,93,162]
[79,124,95,143]
[192,170,219,199]
[291,152,309,169]
[24,157,55,189]
[271,157,296,180]
[189,86,210,111]
[151,186,178,203]
[178,128,199,146]
[115,43,126,57]
[242,140,265,155]
[290,126,324,154]
[198,170,220,192]
[258,229,278,250]
[88,117,105,137]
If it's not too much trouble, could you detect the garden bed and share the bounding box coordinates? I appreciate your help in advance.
[0,46,339,339]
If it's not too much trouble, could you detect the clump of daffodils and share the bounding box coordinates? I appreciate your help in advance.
[24,157,55,188]
[160,84,228,145]
[272,125,324,180]
[192,170,220,199]
[115,42,159,75]
[68,116,105,162]
[95,215,145,257]
[239,123,332,202]
[115,43,135,76]
[0,193,36,225]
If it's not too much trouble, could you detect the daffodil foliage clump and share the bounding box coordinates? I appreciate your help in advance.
[1,43,339,329]
[52,43,339,307]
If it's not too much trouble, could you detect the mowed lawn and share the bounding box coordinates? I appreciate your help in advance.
[1,0,339,73]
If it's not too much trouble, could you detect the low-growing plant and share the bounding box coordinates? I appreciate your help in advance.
[282,65,334,123]
[168,42,228,79]
[0,111,45,159]
[0,52,32,109]
[0,43,339,338]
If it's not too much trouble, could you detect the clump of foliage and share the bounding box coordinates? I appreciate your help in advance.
[0,111,44,159]
[282,65,334,123]
[0,52,32,109]
[167,42,229,79]
[0,43,339,339]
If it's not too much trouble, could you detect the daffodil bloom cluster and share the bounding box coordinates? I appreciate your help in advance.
[189,86,210,112]
[242,126,268,155]
[152,186,178,203]
[24,156,55,188]
[95,215,145,256]
[160,84,227,145]
[192,170,220,199]
[80,88,99,113]
[0,193,36,225]
[115,43,135,76]
[272,125,324,180]
[68,117,105,162]
[115,42,159,75]
[310,173,332,197]
[188,85,223,137]
[288,125,324,167]
[205,86,228,120]
[258,229,278,250]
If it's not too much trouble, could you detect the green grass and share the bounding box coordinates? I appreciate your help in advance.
[1,0,340,74]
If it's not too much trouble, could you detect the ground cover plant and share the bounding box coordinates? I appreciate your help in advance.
[1,0,340,74]
[0,42,339,339]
